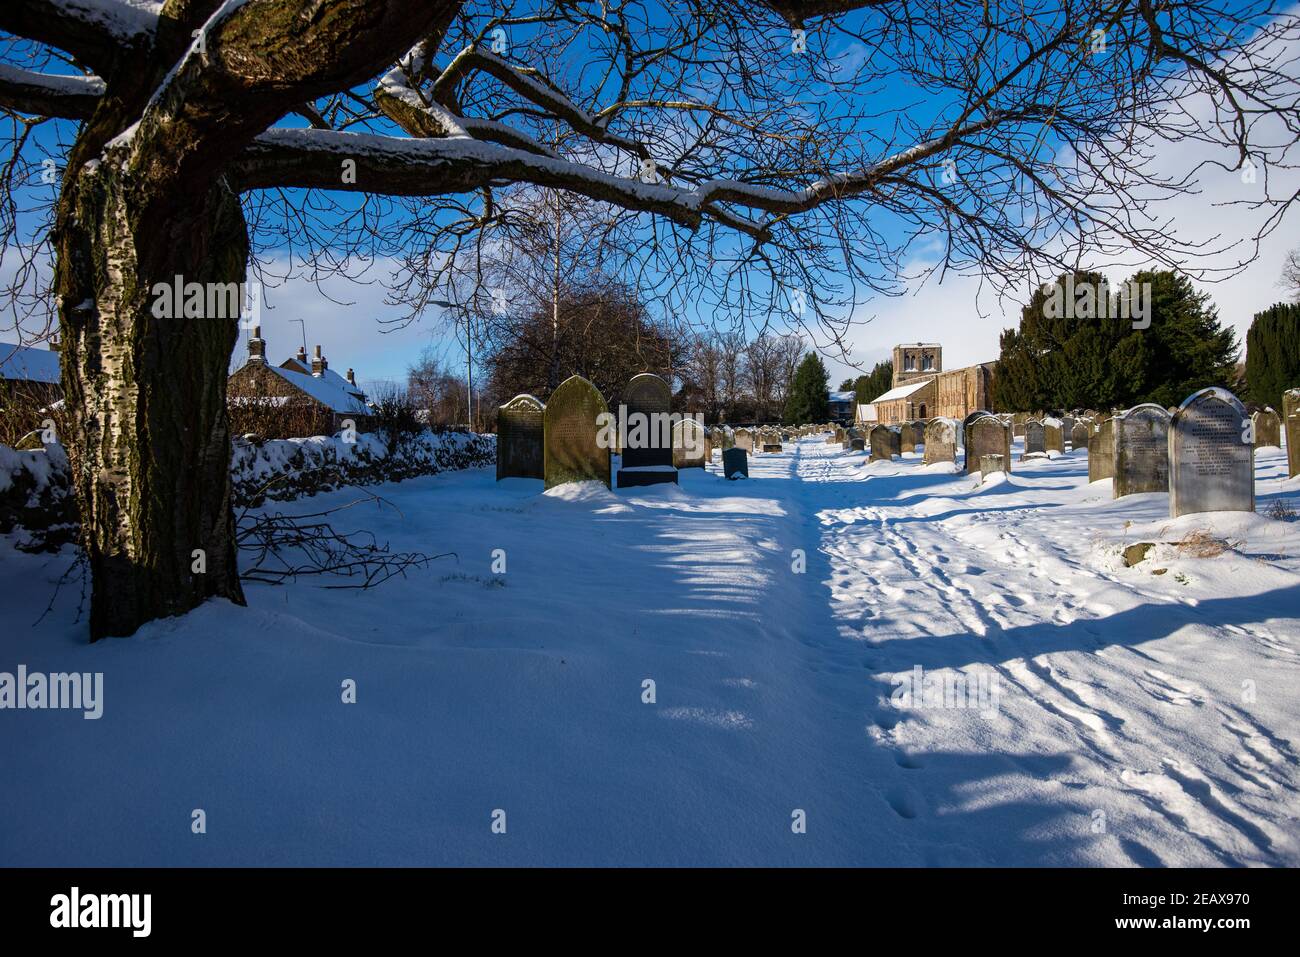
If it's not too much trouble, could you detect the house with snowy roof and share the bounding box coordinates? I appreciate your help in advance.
[227,328,372,435]
[0,340,63,403]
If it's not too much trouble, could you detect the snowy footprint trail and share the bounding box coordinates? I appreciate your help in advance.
[1,436,1298,865]
[801,437,1300,866]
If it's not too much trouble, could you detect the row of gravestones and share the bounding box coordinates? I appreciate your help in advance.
[1076,389,1263,517]
[498,374,698,490]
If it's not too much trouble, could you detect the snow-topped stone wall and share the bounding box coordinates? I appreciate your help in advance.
[0,429,497,544]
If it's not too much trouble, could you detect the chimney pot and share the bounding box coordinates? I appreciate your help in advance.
[311,345,325,377]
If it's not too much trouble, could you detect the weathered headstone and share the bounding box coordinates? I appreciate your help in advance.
[922,417,957,465]
[850,437,866,451]
[722,447,749,480]
[1088,418,1114,483]
[869,424,900,461]
[1252,408,1281,448]
[672,417,706,469]
[1043,417,1065,454]
[543,375,611,490]
[1070,420,1090,451]
[496,393,545,481]
[980,453,1006,477]
[1286,389,1300,478]
[966,416,1011,474]
[735,428,754,453]
[617,373,677,488]
[1169,388,1254,518]
[1113,403,1171,498]
[899,422,917,453]
[1023,419,1045,456]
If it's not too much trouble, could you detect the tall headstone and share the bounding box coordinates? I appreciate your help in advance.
[1043,418,1065,454]
[1070,420,1090,451]
[870,425,900,461]
[496,394,545,481]
[1285,389,1300,478]
[1252,408,1281,449]
[899,422,917,453]
[1169,388,1254,518]
[672,417,706,469]
[544,375,611,490]
[617,373,677,488]
[1023,419,1046,456]
[1088,418,1114,483]
[922,417,957,465]
[735,428,754,453]
[966,416,1011,474]
[1113,404,1171,498]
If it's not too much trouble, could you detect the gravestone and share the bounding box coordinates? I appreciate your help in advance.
[1043,418,1065,454]
[899,422,917,453]
[722,447,749,480]
[923,418,957,465]
[965,416,1011,474]
[673,417,706,468]
[734,428,754,453]
[617,373,677,488]
[1070,421,1090,451]
[1023,419,1046,456]
[1060,416,1075,440]
[1088,418,1114,483]
[1286,389,1300,478]
[1252,408,1281,449]
[1169,388,1254,518]
[496,393,545,481]
[980,453,1006,477]
[850,437,866,451]
[870,425,900,461]
[543,375,611,490]
[1113,404,1171,498]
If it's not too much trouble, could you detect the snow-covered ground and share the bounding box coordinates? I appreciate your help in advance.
[2,436,1298,866]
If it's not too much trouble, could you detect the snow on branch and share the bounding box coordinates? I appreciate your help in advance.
[0,63,105,119]
[0,0,160,74]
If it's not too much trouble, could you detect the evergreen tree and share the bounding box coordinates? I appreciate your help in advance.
[838,378,855,391]
[991,269,1236,412]
[853,360,894,405]
[1245,302,1300,411]
[784,353,831,424]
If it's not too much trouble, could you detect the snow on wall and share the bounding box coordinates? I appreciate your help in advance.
[0,429,497,538]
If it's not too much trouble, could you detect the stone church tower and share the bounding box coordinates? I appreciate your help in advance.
[892,343,942,387]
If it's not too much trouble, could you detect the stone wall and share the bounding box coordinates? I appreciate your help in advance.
[0,429,497,545]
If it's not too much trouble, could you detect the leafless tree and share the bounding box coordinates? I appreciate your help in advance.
[1,0,1298,637]
[1282,246,1300,302]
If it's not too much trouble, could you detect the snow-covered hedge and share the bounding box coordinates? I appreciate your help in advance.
[0,429,497,540]
[230,429,497,507]
[0,443,77,549]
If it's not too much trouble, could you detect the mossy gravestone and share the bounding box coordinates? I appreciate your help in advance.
[1252,408,1281,449]
[966,416,1011,474]
[617,373,677,488]
[496,393,545,481]
[898,422,917,453]
[1088,418,1115,483]
[1169,388,1254,518]
[923,418,957,465]
[1286,389,1300,478]
[1044,419,1065,454]
[544,375,611,490]
[1113,404,1170,498]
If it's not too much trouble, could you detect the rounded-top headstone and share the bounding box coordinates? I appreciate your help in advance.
[1169,387,1253,518]
[621,373,673,469]
[1113,403,1171,498]
[497,393,545,481]
[544,375,611,490]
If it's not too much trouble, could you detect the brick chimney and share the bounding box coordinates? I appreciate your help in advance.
[346,368,357,387]
[295,345,308,368]
[247,325,266,363]
[48,337,60,352]
[311,344,326,377]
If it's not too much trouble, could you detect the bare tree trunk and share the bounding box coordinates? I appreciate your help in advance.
[55,159,248,639]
